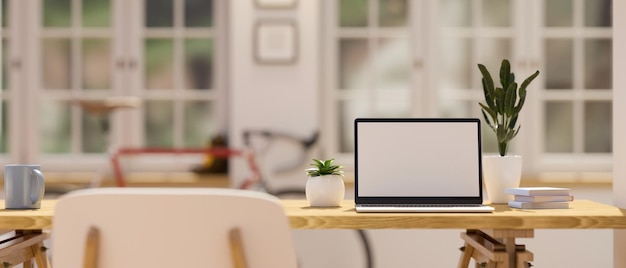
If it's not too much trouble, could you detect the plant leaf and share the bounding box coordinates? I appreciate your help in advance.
[482,79,496,110]
[478,64,496,103]
[504,82,516,116]
[479,103,497,123]
[519,70,540,92]
[499,59,511,89]
[495,87,505,114]
[508,114,519,130]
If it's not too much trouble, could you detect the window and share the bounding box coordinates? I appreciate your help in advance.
[326,0,422,157]
[3,0,226,172]
[538,0,612,176]
[325,0,613,180]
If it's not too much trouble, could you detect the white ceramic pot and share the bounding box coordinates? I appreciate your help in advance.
[305,175,345,207]
[482,155,522,204]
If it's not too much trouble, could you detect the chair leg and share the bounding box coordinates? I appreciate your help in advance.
[83,227,100,268]
[229,228,248,268]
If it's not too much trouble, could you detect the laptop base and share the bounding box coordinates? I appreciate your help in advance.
[355,204,495,213]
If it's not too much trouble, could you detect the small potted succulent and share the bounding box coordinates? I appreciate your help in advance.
[478,59,539,203]
[304,158,345,207]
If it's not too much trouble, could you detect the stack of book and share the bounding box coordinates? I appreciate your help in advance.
[505,187,573,209]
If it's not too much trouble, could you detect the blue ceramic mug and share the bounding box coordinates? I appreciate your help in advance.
[4,164,45,209]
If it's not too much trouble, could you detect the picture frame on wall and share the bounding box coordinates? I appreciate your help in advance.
[255,0,297,9]
[254,20,298,65]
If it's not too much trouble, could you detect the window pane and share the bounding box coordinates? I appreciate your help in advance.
[44,0,71,27]
[441,37,471,89]
[545,0,572,27]
[1,101,7,153]
[83,0,110,27]
[439,100,498,153]
[2,40,7,90]
[40,101,71,153]
[584,39,612,90]
[440,99,472,118]
[339,0,368,27]
[375,90,411,117]
[184,101,214,147]
[440,0,470,27]
[82,38,111,90]
[545,38,573,89]
[2,0,7,27]
[145,39,174,89]
[145,101,174,147]
[584,101,612,153]
[82,112,108,153]
[185,0,213,27]
[379,0,407,27]
[185,38,213,90]
[376,38,409,89]
[338,100,367,153]
[585,0,611,27]
[339,38,369,90]
[146,0,173,27]
[480,38,512,81]
[43,38,72,90]
[482,0,511,27]
[545,102,573,153]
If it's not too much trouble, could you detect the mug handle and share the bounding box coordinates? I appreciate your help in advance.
[30,169,45,205]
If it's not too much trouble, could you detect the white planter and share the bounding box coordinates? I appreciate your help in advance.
[305,175,345,207]
[483,155,522,204]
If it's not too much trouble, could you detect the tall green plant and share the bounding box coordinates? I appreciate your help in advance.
[478,59,539,156]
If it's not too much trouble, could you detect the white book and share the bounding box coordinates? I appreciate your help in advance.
[508,201,570,209]
[514,195,574,202]
[505,187,570,196]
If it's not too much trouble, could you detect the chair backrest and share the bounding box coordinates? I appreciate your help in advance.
[52,188,298,268]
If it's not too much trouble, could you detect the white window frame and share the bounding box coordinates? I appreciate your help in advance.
[323,0,613,182]
[3,0,227,173]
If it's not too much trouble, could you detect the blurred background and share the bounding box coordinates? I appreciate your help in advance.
[0,0,613,184]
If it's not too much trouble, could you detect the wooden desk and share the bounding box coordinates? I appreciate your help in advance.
[0,201,54,267]
[283,199,626,268]
[283,199,626,229]
[3,199,626,268]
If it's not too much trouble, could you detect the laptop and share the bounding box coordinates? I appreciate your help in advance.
[354,118,494,213]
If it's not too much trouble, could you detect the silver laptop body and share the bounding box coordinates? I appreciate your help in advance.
[354,118,494,213]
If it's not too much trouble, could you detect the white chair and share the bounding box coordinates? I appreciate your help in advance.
[52,188,298,268]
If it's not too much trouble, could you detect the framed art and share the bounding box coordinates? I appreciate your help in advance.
[254,20,298,65]
[255,0,297,9]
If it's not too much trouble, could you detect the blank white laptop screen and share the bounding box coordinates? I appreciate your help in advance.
[357,121,479,197]
[354,118,487,208]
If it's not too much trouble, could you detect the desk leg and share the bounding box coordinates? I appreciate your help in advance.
[0,231,50,268]
[503,237,516,268]
[458,229,534,268]
[32,242,50,268]
[458,242,474,268]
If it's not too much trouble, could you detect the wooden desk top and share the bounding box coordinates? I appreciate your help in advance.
[0,200,55,230]
[2,199,626,231]
[284,199,626,229]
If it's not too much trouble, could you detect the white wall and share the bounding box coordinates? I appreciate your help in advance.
[613,0,626,267]
[228,1,321,187]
